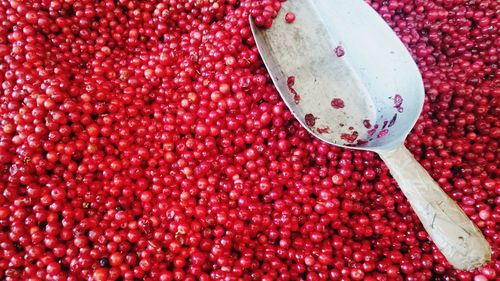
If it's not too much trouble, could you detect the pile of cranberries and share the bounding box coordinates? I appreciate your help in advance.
[0,0,498,280]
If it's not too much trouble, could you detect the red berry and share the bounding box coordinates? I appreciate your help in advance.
[330,98,345,109]
[285,12,296,23]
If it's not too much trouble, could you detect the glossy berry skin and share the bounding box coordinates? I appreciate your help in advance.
[0,0,497,280]
[285,12,296,24]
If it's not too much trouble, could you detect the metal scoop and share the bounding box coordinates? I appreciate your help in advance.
[250,0,490,270]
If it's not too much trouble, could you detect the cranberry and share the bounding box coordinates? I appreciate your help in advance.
[285,12,296,23]
[330,98,345,109]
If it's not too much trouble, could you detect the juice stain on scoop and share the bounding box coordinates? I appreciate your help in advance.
[392,94,404,113]
[356,139,368,145]
[341,131,358,143]
[381,120,389,129]
[316,127,330,134]
[287,76,301,104]
[367,124,379,135]
[388,113,397,127]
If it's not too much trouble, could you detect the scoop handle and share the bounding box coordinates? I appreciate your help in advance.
[378,145,491,270]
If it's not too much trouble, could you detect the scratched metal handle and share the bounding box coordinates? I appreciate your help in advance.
[378,145,491,270]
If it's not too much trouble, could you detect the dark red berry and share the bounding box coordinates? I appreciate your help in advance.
[331,98,345,109]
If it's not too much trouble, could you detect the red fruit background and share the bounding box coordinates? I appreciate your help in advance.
[0,0,498,280]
